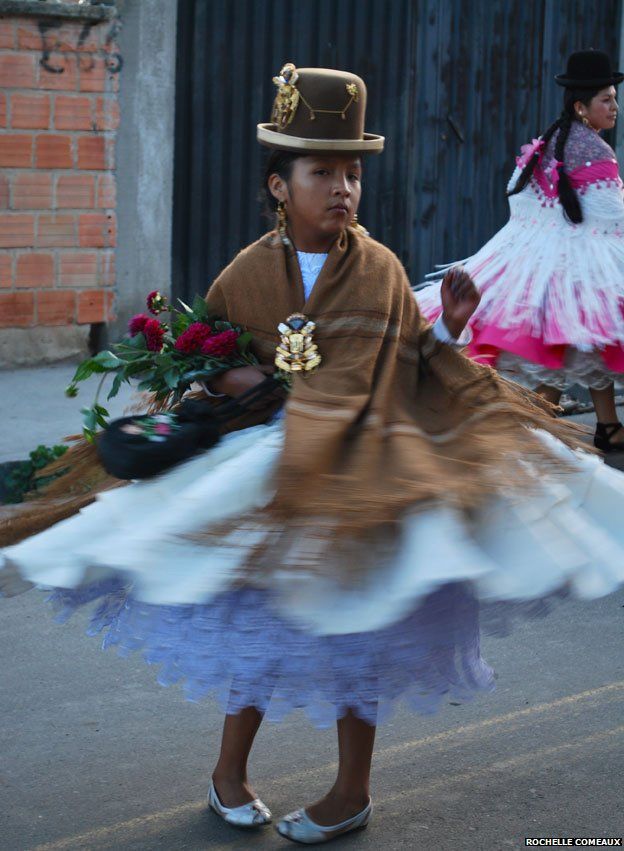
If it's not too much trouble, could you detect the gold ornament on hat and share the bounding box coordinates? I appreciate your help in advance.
[275,313,321,375]
[272,62,301,129]
[298,81,360,121]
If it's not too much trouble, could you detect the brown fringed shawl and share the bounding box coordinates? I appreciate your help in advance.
[1,226,590,555]
[206,227,590,539]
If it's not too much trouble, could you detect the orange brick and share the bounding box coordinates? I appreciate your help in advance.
[78,56,115,93]
[76,135,106,169]
[0,134,33,168]
[0,214,35,248]
[0,174,8,210]
[0,54,36,88]
[11,94,51,130]
[0,291,35,327]
[77,288,107,323]
[94,96,119,131]
[18,20,100,53]
[37,214,75,248]
[0,20,14,50]
[100,251,115,286]
[59,251,98,287]
[39,54,78,92]
[57,174,95,209]
[78,213,115,247]
[54,22,100,53]
[16,20,46,51]
[0,253,12,288]
[55,95,94,130]
[38,290,76,326]
[15,252,54,288]
[0,92,6,128]
[36,134,73,169]
[106,137,115,169]
[12,173,53,210]
[96,174,116,208]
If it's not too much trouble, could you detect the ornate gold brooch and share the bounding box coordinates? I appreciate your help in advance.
[275,313,321,375]
[272,62,300,130]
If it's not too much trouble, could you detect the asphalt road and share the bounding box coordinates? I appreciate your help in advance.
[1,588,622,850]
[1,364,623,850]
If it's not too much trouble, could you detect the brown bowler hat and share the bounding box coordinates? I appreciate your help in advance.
[257,63,384,154]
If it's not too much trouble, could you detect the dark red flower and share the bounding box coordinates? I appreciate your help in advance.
[128,313,150,336]
[174,322,213,354]
[143,318,165,352]
[200,329,238,358]
[146,290,168,315]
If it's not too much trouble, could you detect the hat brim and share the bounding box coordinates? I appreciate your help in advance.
[555,72,624,88]
[257,123,384,154]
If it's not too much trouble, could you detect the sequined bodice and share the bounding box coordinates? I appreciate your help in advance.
[542,120,616,172]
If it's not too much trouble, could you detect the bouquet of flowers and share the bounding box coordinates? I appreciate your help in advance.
[66,290,262,441]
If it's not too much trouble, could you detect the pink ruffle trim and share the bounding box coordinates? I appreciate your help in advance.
[533,159,619,199]
[467,324,624,372]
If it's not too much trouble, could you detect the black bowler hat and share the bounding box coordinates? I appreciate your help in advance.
[555,49,624,88]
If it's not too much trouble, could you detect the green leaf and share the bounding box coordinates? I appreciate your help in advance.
[164,368,180,389]
[172,313,192,336]
[91,350,124,369]
[107,372,124,400]
[94,406,109,428]
[180,367,226,383]
[72,358,106,383]
[81,406,98,433]
[191,295,209,321]
[65,383,78,398]
[236,330,253,353]
[123,332,148,351]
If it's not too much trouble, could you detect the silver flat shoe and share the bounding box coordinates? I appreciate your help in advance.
[276,799,372,844]
[207,780,272,828]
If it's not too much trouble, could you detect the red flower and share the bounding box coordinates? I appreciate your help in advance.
[128,313,150,336]
[143,318,165,352]
[201,329,238,357]
[146,290,167,315]
[174,322,213,354]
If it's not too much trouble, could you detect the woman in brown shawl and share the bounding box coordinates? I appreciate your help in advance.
[2,65,624,845]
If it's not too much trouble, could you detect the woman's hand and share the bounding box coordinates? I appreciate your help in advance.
[208,364,285,409]
[440,267,481,339]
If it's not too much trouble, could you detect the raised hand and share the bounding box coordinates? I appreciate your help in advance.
[440,267,481,339]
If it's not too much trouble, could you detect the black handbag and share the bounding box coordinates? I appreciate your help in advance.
[97,377,281,480]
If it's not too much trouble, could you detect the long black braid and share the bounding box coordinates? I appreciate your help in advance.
[507,86,601,224]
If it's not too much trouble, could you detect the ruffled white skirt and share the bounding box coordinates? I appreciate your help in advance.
[1,423,623,725]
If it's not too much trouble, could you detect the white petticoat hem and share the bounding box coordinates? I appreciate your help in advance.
[1,423,624,637]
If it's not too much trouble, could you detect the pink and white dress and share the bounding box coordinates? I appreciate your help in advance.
[416,121,624,390]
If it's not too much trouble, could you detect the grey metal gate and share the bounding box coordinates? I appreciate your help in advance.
[172,0,620,300]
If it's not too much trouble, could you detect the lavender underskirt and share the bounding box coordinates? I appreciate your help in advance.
[44,578,566,728]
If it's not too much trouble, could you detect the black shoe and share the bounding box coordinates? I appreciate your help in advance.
[594,421,624,452]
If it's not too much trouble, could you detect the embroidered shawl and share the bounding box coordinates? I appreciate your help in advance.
[0,227,589,555]
[204,227,589,545]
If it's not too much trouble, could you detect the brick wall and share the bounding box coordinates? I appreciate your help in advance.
[0,6,119,360]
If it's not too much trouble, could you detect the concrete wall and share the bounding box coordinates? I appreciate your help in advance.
[112,0,176,341]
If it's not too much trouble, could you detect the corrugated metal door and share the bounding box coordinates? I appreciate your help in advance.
[172,0,620,299]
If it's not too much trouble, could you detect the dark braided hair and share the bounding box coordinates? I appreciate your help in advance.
[261,150,308,220]
[508,86,601,224]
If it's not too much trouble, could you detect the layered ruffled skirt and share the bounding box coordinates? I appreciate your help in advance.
[2,423,624,727]
[415,177,624,390]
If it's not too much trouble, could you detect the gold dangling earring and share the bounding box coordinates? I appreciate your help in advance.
[350,213,369,236]
[277,201,292,247]
[579,112,590,128]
